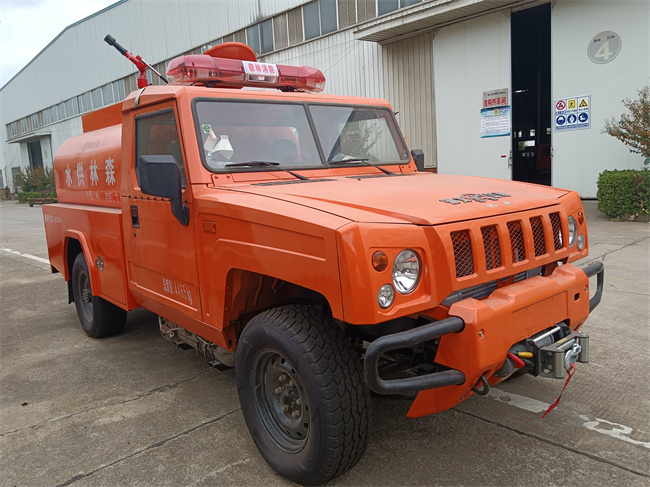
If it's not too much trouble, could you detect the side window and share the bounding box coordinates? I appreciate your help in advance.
[135,109,187,188]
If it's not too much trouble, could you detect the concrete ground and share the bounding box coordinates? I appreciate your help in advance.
[0,199,648,487]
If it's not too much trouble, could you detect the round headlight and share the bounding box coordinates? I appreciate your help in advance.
[567,216,577,247]
[393,249,421,294]
[378,284,395,309]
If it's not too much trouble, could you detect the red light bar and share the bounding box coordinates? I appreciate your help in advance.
[166,55,325,93]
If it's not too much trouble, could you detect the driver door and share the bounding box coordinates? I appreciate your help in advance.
[124,103,202,321]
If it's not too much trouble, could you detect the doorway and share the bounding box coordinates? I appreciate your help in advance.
[28,140,44,170]
[511,4,551,185]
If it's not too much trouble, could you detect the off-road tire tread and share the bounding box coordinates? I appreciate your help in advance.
[239,304,371,485]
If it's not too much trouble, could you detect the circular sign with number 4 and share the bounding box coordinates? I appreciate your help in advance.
[588,31,621,64]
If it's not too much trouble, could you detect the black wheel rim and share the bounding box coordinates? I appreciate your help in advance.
[76,269,93,322]
[252,350,309,453]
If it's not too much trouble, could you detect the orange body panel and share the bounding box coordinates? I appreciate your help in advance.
[407,264,589,417]
[43,80,598,418]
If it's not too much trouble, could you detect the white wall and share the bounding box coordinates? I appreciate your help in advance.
[551,0,649,197]
[433,12,512,179]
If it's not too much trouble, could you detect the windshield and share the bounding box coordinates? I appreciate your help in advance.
[193,100,409,171]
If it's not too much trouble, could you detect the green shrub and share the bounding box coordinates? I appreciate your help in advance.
[597,169,650,220]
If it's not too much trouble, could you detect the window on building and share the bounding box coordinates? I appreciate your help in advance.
[78,92,92,113]
[304,0,337,41]
[31,114,39,130]
[358,0,377,22]
[47,106,59,124]
[57,102,66,120]
[234,29,246,44]
[102,84,114,104]
[338,0,357,28]
[378,0,421,16]
[288,8,304,45]
[65,98,79,117]
[247,24,261,54]
[112,79,125,101]
[91,88,103,109]
[20,118,27,133]
[273,14,289,50]
[260,19,274,54]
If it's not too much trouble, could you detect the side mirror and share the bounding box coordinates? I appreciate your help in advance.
[411,149,425,172]
[137,155,189,225]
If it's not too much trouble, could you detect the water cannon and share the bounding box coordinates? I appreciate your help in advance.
[104,34,168,88]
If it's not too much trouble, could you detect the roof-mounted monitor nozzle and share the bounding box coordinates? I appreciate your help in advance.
[104,34,168,88]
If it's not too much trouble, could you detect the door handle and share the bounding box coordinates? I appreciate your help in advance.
[130,205,140,228]
[508,150,513,169]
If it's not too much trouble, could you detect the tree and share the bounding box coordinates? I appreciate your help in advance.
[603,85,650,165]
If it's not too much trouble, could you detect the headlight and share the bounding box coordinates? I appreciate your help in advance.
[577,233,585,251]
[567,216,577,247]
[392,249,421,294]
[378,284,395,308]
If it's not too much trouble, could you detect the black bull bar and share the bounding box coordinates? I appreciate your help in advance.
[363,261,605,396]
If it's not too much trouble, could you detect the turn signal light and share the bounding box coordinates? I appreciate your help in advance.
[372,251,389,272]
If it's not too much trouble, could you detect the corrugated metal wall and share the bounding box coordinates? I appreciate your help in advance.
[382,32,436,168]
[261,29,383,99]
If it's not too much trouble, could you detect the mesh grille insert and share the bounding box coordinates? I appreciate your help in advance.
[550,212,564,250]
[530,216,546,256]
[507,221,526,263]
[451,230,474,278]
[481,226,502,270]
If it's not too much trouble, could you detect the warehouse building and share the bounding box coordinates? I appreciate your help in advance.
[1,0,647,197]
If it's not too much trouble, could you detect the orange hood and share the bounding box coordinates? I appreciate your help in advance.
[223,172,570,225]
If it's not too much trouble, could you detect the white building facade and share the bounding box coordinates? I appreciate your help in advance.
[1,0,648,197]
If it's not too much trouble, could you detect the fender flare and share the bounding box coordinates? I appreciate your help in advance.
[64,230,102,296]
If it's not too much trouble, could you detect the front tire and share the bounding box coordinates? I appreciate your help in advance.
[71,253,127,338]
[236,305,371,485]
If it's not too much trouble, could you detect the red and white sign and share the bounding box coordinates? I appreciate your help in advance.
[555,100,566,111]
[243,62,278,77]
[483,89,508,109]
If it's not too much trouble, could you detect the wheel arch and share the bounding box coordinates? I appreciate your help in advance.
[219,268,335,348]
[64,231,102,298]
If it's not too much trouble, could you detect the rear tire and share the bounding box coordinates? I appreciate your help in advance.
[236,305,371,485]
[71,253,127,338]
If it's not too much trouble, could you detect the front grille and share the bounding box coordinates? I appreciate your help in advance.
[451,230,474,277]
[481,225,502,270]
[507,221,526,263]
[530,216,546,256]
[449,210,569,279]
[550,212,563,250]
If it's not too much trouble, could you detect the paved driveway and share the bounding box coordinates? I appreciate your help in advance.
[1,200,648,486]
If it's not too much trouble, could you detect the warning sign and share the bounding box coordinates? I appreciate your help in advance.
[554,95,590,132]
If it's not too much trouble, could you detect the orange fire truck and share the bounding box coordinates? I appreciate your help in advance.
[42,38,604,484]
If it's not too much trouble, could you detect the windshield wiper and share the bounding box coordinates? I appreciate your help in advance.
[328,158,395,175]
[225,161,280,167]
[225,161,309,181]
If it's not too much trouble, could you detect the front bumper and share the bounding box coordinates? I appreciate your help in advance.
[363,261,605,418]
